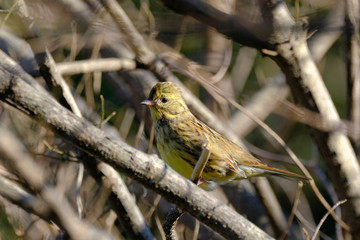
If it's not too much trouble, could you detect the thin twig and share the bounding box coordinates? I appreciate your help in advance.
[97,162,154,240]
[76,163,84,219]
[311,199,347,240]
[279,181,303,240]
[102,112,116,126]
[100,95,105,128]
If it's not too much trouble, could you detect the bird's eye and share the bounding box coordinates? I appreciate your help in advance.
[161,97,168,103]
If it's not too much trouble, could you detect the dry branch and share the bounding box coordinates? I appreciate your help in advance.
[0,50,273,240]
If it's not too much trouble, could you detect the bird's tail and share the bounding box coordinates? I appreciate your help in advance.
[259,165,311,182]
[238,164,311,182]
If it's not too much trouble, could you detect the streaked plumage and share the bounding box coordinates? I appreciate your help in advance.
[142,82,309,190]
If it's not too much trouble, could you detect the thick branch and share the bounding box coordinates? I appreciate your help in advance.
[267,3,360,237]
[0,51,273,240]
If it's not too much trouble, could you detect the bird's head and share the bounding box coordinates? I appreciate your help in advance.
[141,82,189,122]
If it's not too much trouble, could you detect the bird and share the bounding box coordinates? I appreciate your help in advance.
[141,82,310,190]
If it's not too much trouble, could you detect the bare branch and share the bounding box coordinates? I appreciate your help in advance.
[311,199,348,240]
[265,1,360,235]
[0,50,274,240]
[98,162,154,240]
[0,174,52,221]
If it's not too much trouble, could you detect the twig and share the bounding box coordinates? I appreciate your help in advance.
[119,108,135,139]
[97,162,154,240]
[295,212,333,240]
[99,95,116,127]
[100,95,105,128]
[145,194,162,220]
[279,182,303,240]
[253,178,287,237]
[311,199,347,240]
[102,112,116,126]
[76,163,84,218]
[15,1,87,220]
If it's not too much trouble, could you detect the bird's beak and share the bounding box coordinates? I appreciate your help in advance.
[141,98,156,107]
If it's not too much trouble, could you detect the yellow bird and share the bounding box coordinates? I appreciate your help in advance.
[142,82,310,190]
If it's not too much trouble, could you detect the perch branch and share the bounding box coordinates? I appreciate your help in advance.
[0,50,274,240]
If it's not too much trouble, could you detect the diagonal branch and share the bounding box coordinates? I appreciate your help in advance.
[266,1,360,237]
[0,50,274,240]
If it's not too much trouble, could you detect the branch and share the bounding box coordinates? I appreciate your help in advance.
[0,50,274,240]
[97,162,154,240]
[155,0,360,236]
[265,1,360,236]
[0,174,53,221]
[56,58,136,76]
